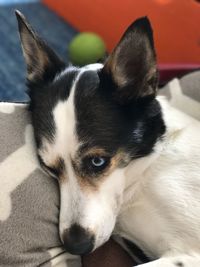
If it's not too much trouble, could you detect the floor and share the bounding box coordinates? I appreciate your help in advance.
[0,1,77,102]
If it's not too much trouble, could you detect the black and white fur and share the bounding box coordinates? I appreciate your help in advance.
[16,10,200,267]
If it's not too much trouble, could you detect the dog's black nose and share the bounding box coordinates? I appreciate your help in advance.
[62,224,94,255]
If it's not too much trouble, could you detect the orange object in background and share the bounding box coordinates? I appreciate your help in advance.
[43,0,200,82]
[43,0,200,64]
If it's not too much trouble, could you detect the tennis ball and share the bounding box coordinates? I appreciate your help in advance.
[69,32,106,66]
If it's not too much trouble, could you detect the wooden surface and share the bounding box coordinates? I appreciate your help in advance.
[82,239,136,267]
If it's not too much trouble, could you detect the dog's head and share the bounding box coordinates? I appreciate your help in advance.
[16,11,165,255]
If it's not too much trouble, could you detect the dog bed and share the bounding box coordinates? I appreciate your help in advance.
[0,71,200,267]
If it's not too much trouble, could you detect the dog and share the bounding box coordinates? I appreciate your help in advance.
[16,10,200,267]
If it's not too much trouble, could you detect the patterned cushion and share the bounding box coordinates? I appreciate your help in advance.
[159,71,200,120]
[0,104,80,267]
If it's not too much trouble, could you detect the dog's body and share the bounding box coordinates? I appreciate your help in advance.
[116,100,200,265]
[15,11,200,267]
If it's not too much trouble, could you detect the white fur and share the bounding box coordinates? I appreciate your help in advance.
[83,63,103,71]
[60,166,125,249]
[54,66,78,82]
[115,97,200,266]
[53,79,80,237]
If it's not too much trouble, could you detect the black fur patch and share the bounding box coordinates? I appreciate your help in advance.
[74,70,165,163]
[28,69,79,147]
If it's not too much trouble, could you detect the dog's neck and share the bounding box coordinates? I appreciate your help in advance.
[121,96,191,207]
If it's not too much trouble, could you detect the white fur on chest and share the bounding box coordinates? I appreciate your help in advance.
[116,98,200,259]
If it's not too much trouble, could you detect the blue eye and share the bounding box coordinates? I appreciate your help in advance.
[91,157,106,167]
[83,156,110,174]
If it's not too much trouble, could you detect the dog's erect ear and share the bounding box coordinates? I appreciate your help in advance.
[102,17,158,102]
[15,10,65,83]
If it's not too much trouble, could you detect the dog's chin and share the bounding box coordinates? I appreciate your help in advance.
[94,235,111,251]
[93,200,123,250]
[93,224,117,251]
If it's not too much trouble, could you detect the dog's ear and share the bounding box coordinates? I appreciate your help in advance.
[15,10,65,83]
[102,17,158,103]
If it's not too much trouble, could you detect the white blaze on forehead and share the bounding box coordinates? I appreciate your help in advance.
[53,84,78,159]
[54,65,78,82]
[51,64,103,159]
[38,73,80,167]
[83,63,103,71]
[54,63,103,82]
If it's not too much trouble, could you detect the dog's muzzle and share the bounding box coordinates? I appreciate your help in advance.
[62,223,95,255]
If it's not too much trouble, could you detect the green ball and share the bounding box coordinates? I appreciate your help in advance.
[69,32,106,66]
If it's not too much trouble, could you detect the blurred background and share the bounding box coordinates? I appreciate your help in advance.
[0,0,200,102]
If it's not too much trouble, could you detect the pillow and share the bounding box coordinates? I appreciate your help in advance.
[0,71,199,267]
[159,71,200,120]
